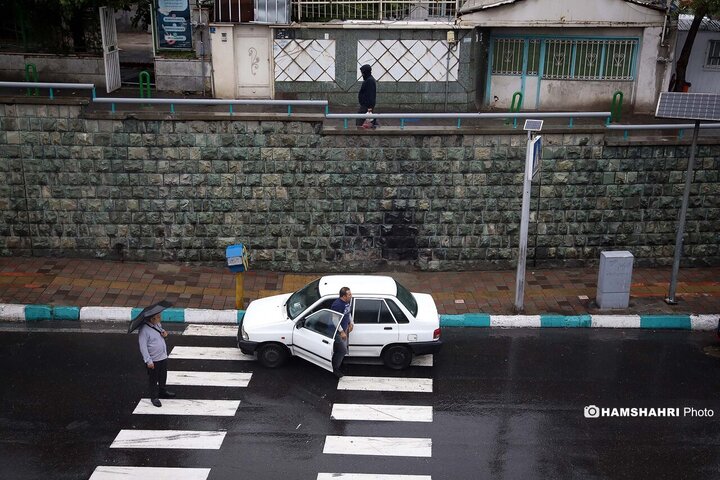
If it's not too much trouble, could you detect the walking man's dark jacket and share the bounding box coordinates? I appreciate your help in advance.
[358,64,376,110]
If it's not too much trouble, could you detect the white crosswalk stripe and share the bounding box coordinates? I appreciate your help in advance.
[89,466,211,480]
[166,370,252,387]
[110,430,226,450]
[331,404,432,422]
[182,325,238,337]
[337,376,433,393]
[323,435,432,457]
[317,475,431,480]
[169,346,255,361]
[133,399,240,416]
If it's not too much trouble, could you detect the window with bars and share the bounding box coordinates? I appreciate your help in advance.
[492,37,637,81]
[706,40,720,69]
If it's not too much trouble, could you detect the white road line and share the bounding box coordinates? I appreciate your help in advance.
[110,430,226,449]
[182,325,238,337]
[337,376,433,393]
[90,466,211,480]
[167,370,252,387]
[411,355,433,367]
[169,346,255,361]
[133,399,240,416]
[331,404,432,422]
[323,435,432,457]
[317,475,431,480]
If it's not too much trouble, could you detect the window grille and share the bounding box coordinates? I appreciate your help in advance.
[706,40,720,68]
[492,37,637,81]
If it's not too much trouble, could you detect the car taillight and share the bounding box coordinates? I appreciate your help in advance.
[433,328,441,340]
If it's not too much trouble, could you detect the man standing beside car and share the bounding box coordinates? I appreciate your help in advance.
[330,287,354,378]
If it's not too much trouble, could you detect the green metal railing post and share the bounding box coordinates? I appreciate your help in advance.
[24,63,38,96]
[509,91,523,128]
[139,71,152,103]
[610,90,623,124]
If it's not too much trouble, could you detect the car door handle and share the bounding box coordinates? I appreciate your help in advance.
[322,339,329,344]
[384,327,393,330]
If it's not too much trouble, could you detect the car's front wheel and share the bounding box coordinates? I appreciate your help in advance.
[257,343,289,368]
[382,344,413,370]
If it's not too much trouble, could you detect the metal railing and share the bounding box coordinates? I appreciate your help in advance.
[326,111,612,129]
[92,97,329,116]
[294,0,458,22]
[607,123,720,139]
[0,81,96,100]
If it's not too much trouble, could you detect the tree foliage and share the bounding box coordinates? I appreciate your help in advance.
[0,0,152,54]
[673,0,720,91]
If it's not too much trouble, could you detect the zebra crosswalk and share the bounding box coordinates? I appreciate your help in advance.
[110,429,227,449]
[323,365,435,478]
[331,403,433,422]
[132,398,240,416]
[89,466,211,480]
[92,329,254,479]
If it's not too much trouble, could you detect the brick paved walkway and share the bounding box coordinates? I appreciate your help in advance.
[1,257,718,315]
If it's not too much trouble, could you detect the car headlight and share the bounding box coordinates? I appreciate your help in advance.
[241,324,249,341]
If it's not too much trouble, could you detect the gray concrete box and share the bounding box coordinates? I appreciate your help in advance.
[596,251,634,309]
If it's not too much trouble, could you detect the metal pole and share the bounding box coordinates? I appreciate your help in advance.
[666,120,701,304]
[235,272,244,309]
[514,130,533,312]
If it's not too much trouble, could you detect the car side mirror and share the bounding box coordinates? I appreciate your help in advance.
[295,319,305,329]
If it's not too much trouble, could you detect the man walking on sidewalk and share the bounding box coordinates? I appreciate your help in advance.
[357,64,377,128]
[138,313,176,407]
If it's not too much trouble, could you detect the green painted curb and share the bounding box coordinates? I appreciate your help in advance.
[541,314,592,328]
[640,315,692,330]
[237,310,245,324]
[25,305,53,321]
[53,306,80,321]
[440,313,491,327]
[162,308,185,323]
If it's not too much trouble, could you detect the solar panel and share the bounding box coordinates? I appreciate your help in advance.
[655,92,720,121]
[523,119,543,131]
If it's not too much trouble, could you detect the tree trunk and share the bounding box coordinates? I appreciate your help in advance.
[674,6,708,92]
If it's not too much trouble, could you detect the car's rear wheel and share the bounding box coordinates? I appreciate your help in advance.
[382,344,413,370]
[257,343,289,368]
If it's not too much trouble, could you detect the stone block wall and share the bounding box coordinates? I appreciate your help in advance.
[0,102,719,271]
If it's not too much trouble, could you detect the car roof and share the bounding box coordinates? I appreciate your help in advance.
[318,275,398,297]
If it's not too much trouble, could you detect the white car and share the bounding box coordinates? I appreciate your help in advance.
[237,275,442,372]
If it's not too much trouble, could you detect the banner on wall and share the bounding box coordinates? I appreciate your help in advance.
[156,0,193,50]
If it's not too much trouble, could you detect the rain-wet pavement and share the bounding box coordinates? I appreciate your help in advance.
[1,327,719,480]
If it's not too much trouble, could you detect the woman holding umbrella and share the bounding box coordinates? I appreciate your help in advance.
[130,301,176,407]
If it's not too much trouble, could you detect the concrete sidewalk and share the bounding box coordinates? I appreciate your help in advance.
[1,257,718,317]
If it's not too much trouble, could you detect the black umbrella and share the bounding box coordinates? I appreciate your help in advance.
[128,300,173,334]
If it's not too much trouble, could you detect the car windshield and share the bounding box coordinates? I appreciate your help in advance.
[286,278,321,319]
[394,280,418,317]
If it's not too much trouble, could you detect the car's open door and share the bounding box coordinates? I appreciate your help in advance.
[292,309,342,372]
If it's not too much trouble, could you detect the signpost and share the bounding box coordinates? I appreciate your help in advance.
[514,120,543,312]
[226,244,249,309]
[654,93,720,304]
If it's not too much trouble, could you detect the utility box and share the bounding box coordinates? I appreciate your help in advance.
[596,251,634,309]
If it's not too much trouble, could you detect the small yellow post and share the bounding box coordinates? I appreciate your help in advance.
[235,272,244,309]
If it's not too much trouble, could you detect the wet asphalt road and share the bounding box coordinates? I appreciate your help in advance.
[1,327,719,480]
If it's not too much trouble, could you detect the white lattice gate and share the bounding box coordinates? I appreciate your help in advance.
[99,7,121,93]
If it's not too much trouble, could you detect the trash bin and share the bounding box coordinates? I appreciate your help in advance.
[596,251,634,309]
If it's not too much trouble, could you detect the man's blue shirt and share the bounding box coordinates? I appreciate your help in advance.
[331,298,352,332]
